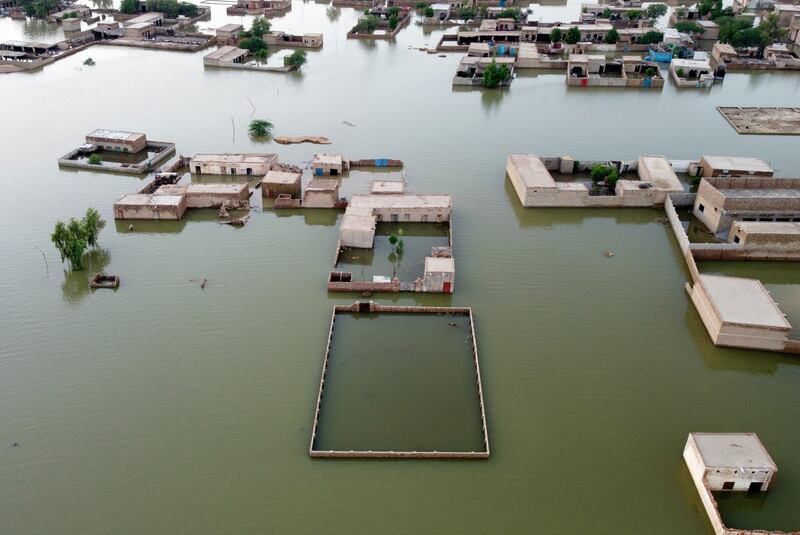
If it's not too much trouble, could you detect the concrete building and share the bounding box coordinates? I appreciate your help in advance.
[453,55,516,86]
[216,24,243,43]
[566,54,663,88]
[85,129,147,153]
[203,46,249,66]
[686,274,792,351]
[154,183,250,208]
[774,3,800,27]
[124,22,155,39]
[683,433,779,535]
[227,0,291,15]
[506,154,682,208]
[728,221,800,248]
[670,58,714,87]
[303,179,340,208]
[371,180,405,194]
[312,154,345,176]
[261,170,301,198]
[264,31,323,48]
[113,193,187,220]
[699,155,774,178]
[427,3,451,23]
[190,153,277,176]
[348,193,452,223]
[339,206,378,247]
[692,177,800,235]
[422,256,455,293]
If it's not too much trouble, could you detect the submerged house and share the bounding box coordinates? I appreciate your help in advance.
[189,153,278,176]
[566,54,663,87]
[670,58,714,87]
[263,31,323,48]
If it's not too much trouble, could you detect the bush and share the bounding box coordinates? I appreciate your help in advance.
[605,28,619,44]
[355,15,379,33]
[625,9,641,19]
[386,6,400,17]
[645,66,656,77]
[88,153,102,165]
[676,67,685,77]
[62,11,78,18]
[424,6,434,17]
[638,30,663,44]
[51,208,105,271]
[497,7,521,21]
[565,26,581,44]
[239,37,266,53]
[249,119,273,138]
[482,60,511,88]
[83,57,95,66]
[602,8,611,18]
[284,49,306,67]
[415,2,428,8]
[388,13,399,29]
[119,0,139,14]
[458,5,477,19]
[645,3,667,19]
[550,27,562,43]
[675,21,704,34]
[254,49,267,63]
[145,0,197,18]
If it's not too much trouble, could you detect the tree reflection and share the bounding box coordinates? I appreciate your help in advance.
[60,248,112,304]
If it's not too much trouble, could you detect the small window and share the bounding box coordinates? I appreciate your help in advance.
[698,204,705,213]
[733,235,740,243]
[722,481,734,490]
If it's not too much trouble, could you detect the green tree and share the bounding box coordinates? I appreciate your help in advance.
[284,49,307,67]
[458,5,477,19]
[119,0,139,14]
[254,49,267,64]
[388,13,399,29]
[248,119,273,138]
[565,26,581,44]
[625,9,641,19]
[638,30,663,44]
[550,27,562,43]
[497,7,521,21]
[239,37,266,53]
[758,13,788,43]
[83,57,96,66]
[482,60,511,88]
[88,153,102,164]
[424,6,434,17]
[250,16,271,38]
[388,233,404,253]
[145,0,197,17]
[51,208,106,271]
[415,2,428,9]
[644,66,656,77]
[355,15,379,33]
[675,21,704,34]
[605,28,619,44]
[602,7,611,18]
[645,3,667,19]
[386,6,400,17]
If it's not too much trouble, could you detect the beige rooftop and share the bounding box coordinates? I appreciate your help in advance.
[701,155,773,174]
[639,156,682,191]
[424,256,455,273]
[313,154,343,165]
[690,433,777,470]
[191,153,278,164]
[507,154,556,188]
[734,221,800,235]
[116,193,183,207]
[262,170,301,184]
[306,179,338,191]
[371,180,405,194]
[205,46,248,62]
[699,275,791,329]
[349,194,452,209]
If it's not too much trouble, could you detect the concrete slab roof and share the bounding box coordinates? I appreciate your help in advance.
[699,275,791,330]
[349,193,452,210]
[313,154,343,165]
[191,153,277,165]
[734,221,800,235]
[262,170,301,184]
[672,58,711,68]
[306,179,339,191]
[371,180,405,194]
[126,12,163,25]
[115,193,183,207]
[87,129,145,142]
[341,213,377,232]
[425,256,455,273]
[690,433,777,470]
[205,46,248,62]
[154,184,189,196]
[507,154,556,188]
[217,23,243,32]
[701,155,773,174]
[639,155,682,191]
[186,183,248,194]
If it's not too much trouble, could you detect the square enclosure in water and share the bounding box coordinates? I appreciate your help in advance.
[310,304,489,459]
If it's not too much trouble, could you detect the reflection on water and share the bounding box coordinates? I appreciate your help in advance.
[60,248,112,304]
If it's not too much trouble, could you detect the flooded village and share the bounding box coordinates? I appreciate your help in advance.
[1,0,800,532]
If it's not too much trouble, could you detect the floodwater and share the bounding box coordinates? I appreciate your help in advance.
[313,312,484,453]
[1,1,800,533]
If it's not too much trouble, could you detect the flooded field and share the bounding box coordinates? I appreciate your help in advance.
[313,312,484,453]
[1,0,800,533]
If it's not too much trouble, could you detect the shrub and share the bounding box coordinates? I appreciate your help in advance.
[239,37,266,53]
[645,66,656,77]
[675,21,704,34]
[145,0,197,18]
[355,15,379,33]
[645,3,667,19]
[284,49,306,67]
[250,16,271,38]
[415,2,428,8]
[625,9,641,19]
[83,57,95,66]
[458,5,477,19]
[638,30,663,44]
[497,7,521,21]
[119,0,139,14]
[386,6,400,17]
[88,153,102,165]
[249,119,273,138]
[676,67,685,77]
[388,13,399,29]
[550,27,562,43]
[605,28,619,44]
[424,6,434,17]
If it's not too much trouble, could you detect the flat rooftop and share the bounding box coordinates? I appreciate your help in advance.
[425,256,455,273]
[715,188,800,200]
[349,193,452,210]
[507,154,556,188]
[191,153,277,164]
[672,58,710,68]
[699,274,791,330]
[690,433,777,470]
[262,170,301,184]
[126,12,163,24]
[734,221,800,234]
[217,24,243,32]
[205,46,248,62]
[371,180,405,194]
[701,155,773,174]
[115,193,183,207]
[313,154,343,165]
[186,183,248,194]
[306,178,338,191]
[87,129,144,142]
[640,155,682,191]
[717,107,800,136]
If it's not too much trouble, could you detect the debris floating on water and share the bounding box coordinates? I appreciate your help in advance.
[200,278,207,289]
[603,251,614,257]
[274,136,331,145]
